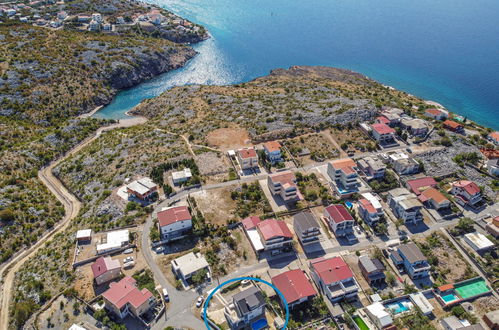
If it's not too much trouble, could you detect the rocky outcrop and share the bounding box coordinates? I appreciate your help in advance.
[107,46,197,90]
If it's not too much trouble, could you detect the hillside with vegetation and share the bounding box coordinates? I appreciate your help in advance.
[0,22,198,263]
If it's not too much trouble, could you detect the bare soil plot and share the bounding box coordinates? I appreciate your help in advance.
[195,151,230,177]
[473,296,499,319]
[342,254,370,306]
[416,232,477,285]
[36,295,96,330]
[283,132,340,165]
[190,188,238,226]
[206,127,252,151]
[329,128,376,155]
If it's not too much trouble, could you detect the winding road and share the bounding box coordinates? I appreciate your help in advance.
[0,117,146,330]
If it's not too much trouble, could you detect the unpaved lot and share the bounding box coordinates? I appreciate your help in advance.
[206,127,252,151]
[190,188,238,225]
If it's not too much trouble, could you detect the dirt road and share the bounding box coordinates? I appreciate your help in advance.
[0,117,146,329]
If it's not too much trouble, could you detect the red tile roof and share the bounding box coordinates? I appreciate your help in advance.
[406,177,437,195]
[443,120,463,129]
[420,187,448,204]
[453,180,480,195]
[311,256,353,284]
[438,284,454,292]
[263,141,282,153]
[239,148,257,159]
[272,269,317,304]
[242,216,261,230]
[102,276,153,309]
[269,171,297,187]
[325,204,353,224]
[376,116,390,125]
[330,158,356,170]
[157,206,191,227]
[358,199,376,214]
[91,256,120,278]
[257,219,293,241]
[371,123,395,135]
[490,132,499,142]
[425,108,445,116]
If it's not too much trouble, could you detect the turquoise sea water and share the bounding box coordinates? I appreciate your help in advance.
[96,0,499,130]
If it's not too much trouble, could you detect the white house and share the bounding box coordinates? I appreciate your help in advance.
[357,195,383,227]
[327,158,359,197]
[171,252,210,283]
[371,123,396,144]
[324,204,355,239]
[157,206,192,242]
[267,171,301,202]
[388,152,419,175]
[365,302,393,329]
[310,256,358,302]
[450,180,482,208]
[387,188,423,224]
[463,232,495,253]
[172,168,192,185]
[237,148,258,170]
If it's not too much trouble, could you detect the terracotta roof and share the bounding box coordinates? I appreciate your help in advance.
[157,206,191,227]
[453,180,480,195]
[420,187,448,204]
[438,284,454,292]
[489,132,499,142]
[371,123,395,135]
[91,256,120,278]
[272,269,317,304]
[406,177,437,195]
[443,120,463,129]
[325,204,353,224]
[310,256,353,284]
[239,148,257,159]
[242,216,261,230]
[263,141,282,152]
[269,171,296,187]
[330,158,356,170]
[425,108,444,116]
[358,199,377,214]
[102,276,153,309]
[480,148,499,159]
[257,219,293,241]
[376,116,390,124]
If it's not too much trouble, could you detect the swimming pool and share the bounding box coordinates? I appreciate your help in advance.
[345,201,353,209]
[441,293,459,303]
[353,316,370,330]
[385,300,412,314]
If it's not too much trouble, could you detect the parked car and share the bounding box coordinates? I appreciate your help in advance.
[162,288,169,302]
[196,296,204,308]
[123,256,134,263]
[123,248,134,254]
[123,261,135,269]
[155,246,164,253]
[406,148,412,153]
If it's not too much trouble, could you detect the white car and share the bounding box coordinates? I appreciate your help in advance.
[155,246,164,253]
[123,248,134,254]
[162,288,169,302]
[123,256,134,263]
[196,296,204,308]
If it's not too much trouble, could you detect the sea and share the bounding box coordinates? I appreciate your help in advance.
[95,0,499,130]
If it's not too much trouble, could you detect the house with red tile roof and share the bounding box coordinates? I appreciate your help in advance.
[425,108,448,121]
[157,206,192,242]
[272,269,317,308]
[256,218,293,253]
[371,123,396,144]
[102,276,155,319]
[375,116,391,125]
[91,256,121,285]
[443,120,464,133]
[237,148,259,170]
[242,216,261,230]
[263,141,283,164]
[324,204,355,240]
[406,177,437,195]
[488,131,499,145]
[419,187,450,210]
[309,256,358,302]
[450,180,482,208]
[327,158,359,198]
[267,170,301,203]
[357,197,383,227]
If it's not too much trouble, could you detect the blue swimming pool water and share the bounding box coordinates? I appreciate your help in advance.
[96,0,499,130]
[441,293,459,303]
[386,301,411,314]
[345,202,353,209]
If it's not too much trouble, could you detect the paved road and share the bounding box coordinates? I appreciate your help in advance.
[0,117,147,330]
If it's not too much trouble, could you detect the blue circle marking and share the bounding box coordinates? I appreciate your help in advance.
[202,276,289,329]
